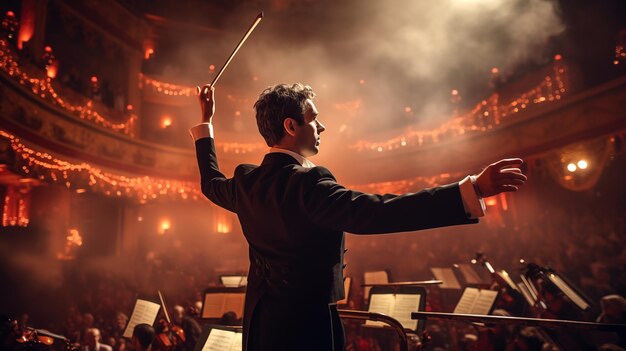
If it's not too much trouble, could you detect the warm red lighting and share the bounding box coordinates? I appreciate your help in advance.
[577,160,588,170]
[126,104,133,111]
[209,64,215,71]
[144,48,154,60]
[90,76,98,83]
[2,186,31,227]
[404,106,412,113]
[6,11,15,17]
[75,188,86,194]
[359,79,365,85]
[161,116,172,128]
[46,61,58,79]
[486,198,497,207]
[159,218,171,235]
[554,54,562,61]
[451,89,459,96]
[491,67,499,74]
[17,7,35,50]
[567,163,577,172]
[499,193,508,211]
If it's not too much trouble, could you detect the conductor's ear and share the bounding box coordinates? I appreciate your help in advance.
[283,117,297,137]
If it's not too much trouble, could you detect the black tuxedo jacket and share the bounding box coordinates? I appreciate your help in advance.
[195,137,477,350]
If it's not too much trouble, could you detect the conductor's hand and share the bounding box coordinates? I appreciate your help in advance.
[197,84,215,123]
[475,158,527,198]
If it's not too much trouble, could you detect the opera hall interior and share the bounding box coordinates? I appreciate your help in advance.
[0,0,625,350]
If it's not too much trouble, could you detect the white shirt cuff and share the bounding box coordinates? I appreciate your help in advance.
[459,175,486,219]
[190,123,214,141]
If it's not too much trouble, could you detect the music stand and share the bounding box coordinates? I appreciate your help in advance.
[200,287,246,323]
[366,285,427,334]
[193,324,243,351]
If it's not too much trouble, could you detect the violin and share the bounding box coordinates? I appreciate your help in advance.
[154,291,186,351]
[13,321,78,351]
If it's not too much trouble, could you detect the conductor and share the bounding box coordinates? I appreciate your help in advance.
[190,83,527,351]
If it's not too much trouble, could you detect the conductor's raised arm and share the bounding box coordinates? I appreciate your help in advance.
[190,84,236,213]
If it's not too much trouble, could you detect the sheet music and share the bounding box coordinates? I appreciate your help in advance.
[454,288,479,314]
[547,273,589,310]
[457,264,483,285]
[497,270,518,291]
[221,276,247,287]
[202,293,226,318]
[392,294,421,330]
[431,268,461,289]
[365,293,394,327]
[223,293,245,318]
[366,293,421,330]
[230,333,243,351]
[123,299,160,338]
[454,288,498,315]
[517,282,536,306]
[202,329,236,351]
[472,290,498,314]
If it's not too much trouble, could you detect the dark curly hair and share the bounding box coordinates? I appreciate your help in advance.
[253,83,316,147]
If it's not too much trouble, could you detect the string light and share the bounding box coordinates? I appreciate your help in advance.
[351,172,460,194]
[2,185,30,227]
[140,73,195,97]
[349,59,568,152]
[0,39,137,135]
[0,129,202,202]
[615,45,625,65]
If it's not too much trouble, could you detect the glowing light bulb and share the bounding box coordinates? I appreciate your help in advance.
[161,116,172,128]
[159,218,170,235]
[577,160,588,169]
[567,163,577,172]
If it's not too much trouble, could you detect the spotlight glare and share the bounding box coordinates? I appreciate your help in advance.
[577,160,588,169]
[567,163,577,172]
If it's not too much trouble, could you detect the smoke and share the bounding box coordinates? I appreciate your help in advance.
[169,0,564,161]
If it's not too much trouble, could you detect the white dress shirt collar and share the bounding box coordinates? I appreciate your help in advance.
[269,147,316,168]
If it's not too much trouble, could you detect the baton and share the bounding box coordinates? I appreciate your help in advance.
[211,12,264,86]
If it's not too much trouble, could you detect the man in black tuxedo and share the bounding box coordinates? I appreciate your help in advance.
[190,83,526,351]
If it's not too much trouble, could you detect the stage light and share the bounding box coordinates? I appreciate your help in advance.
[554,54,562,61]
[577,160,588,170]
[90,76,98,83]
[567,163,577,172]
[75,188,86,194]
